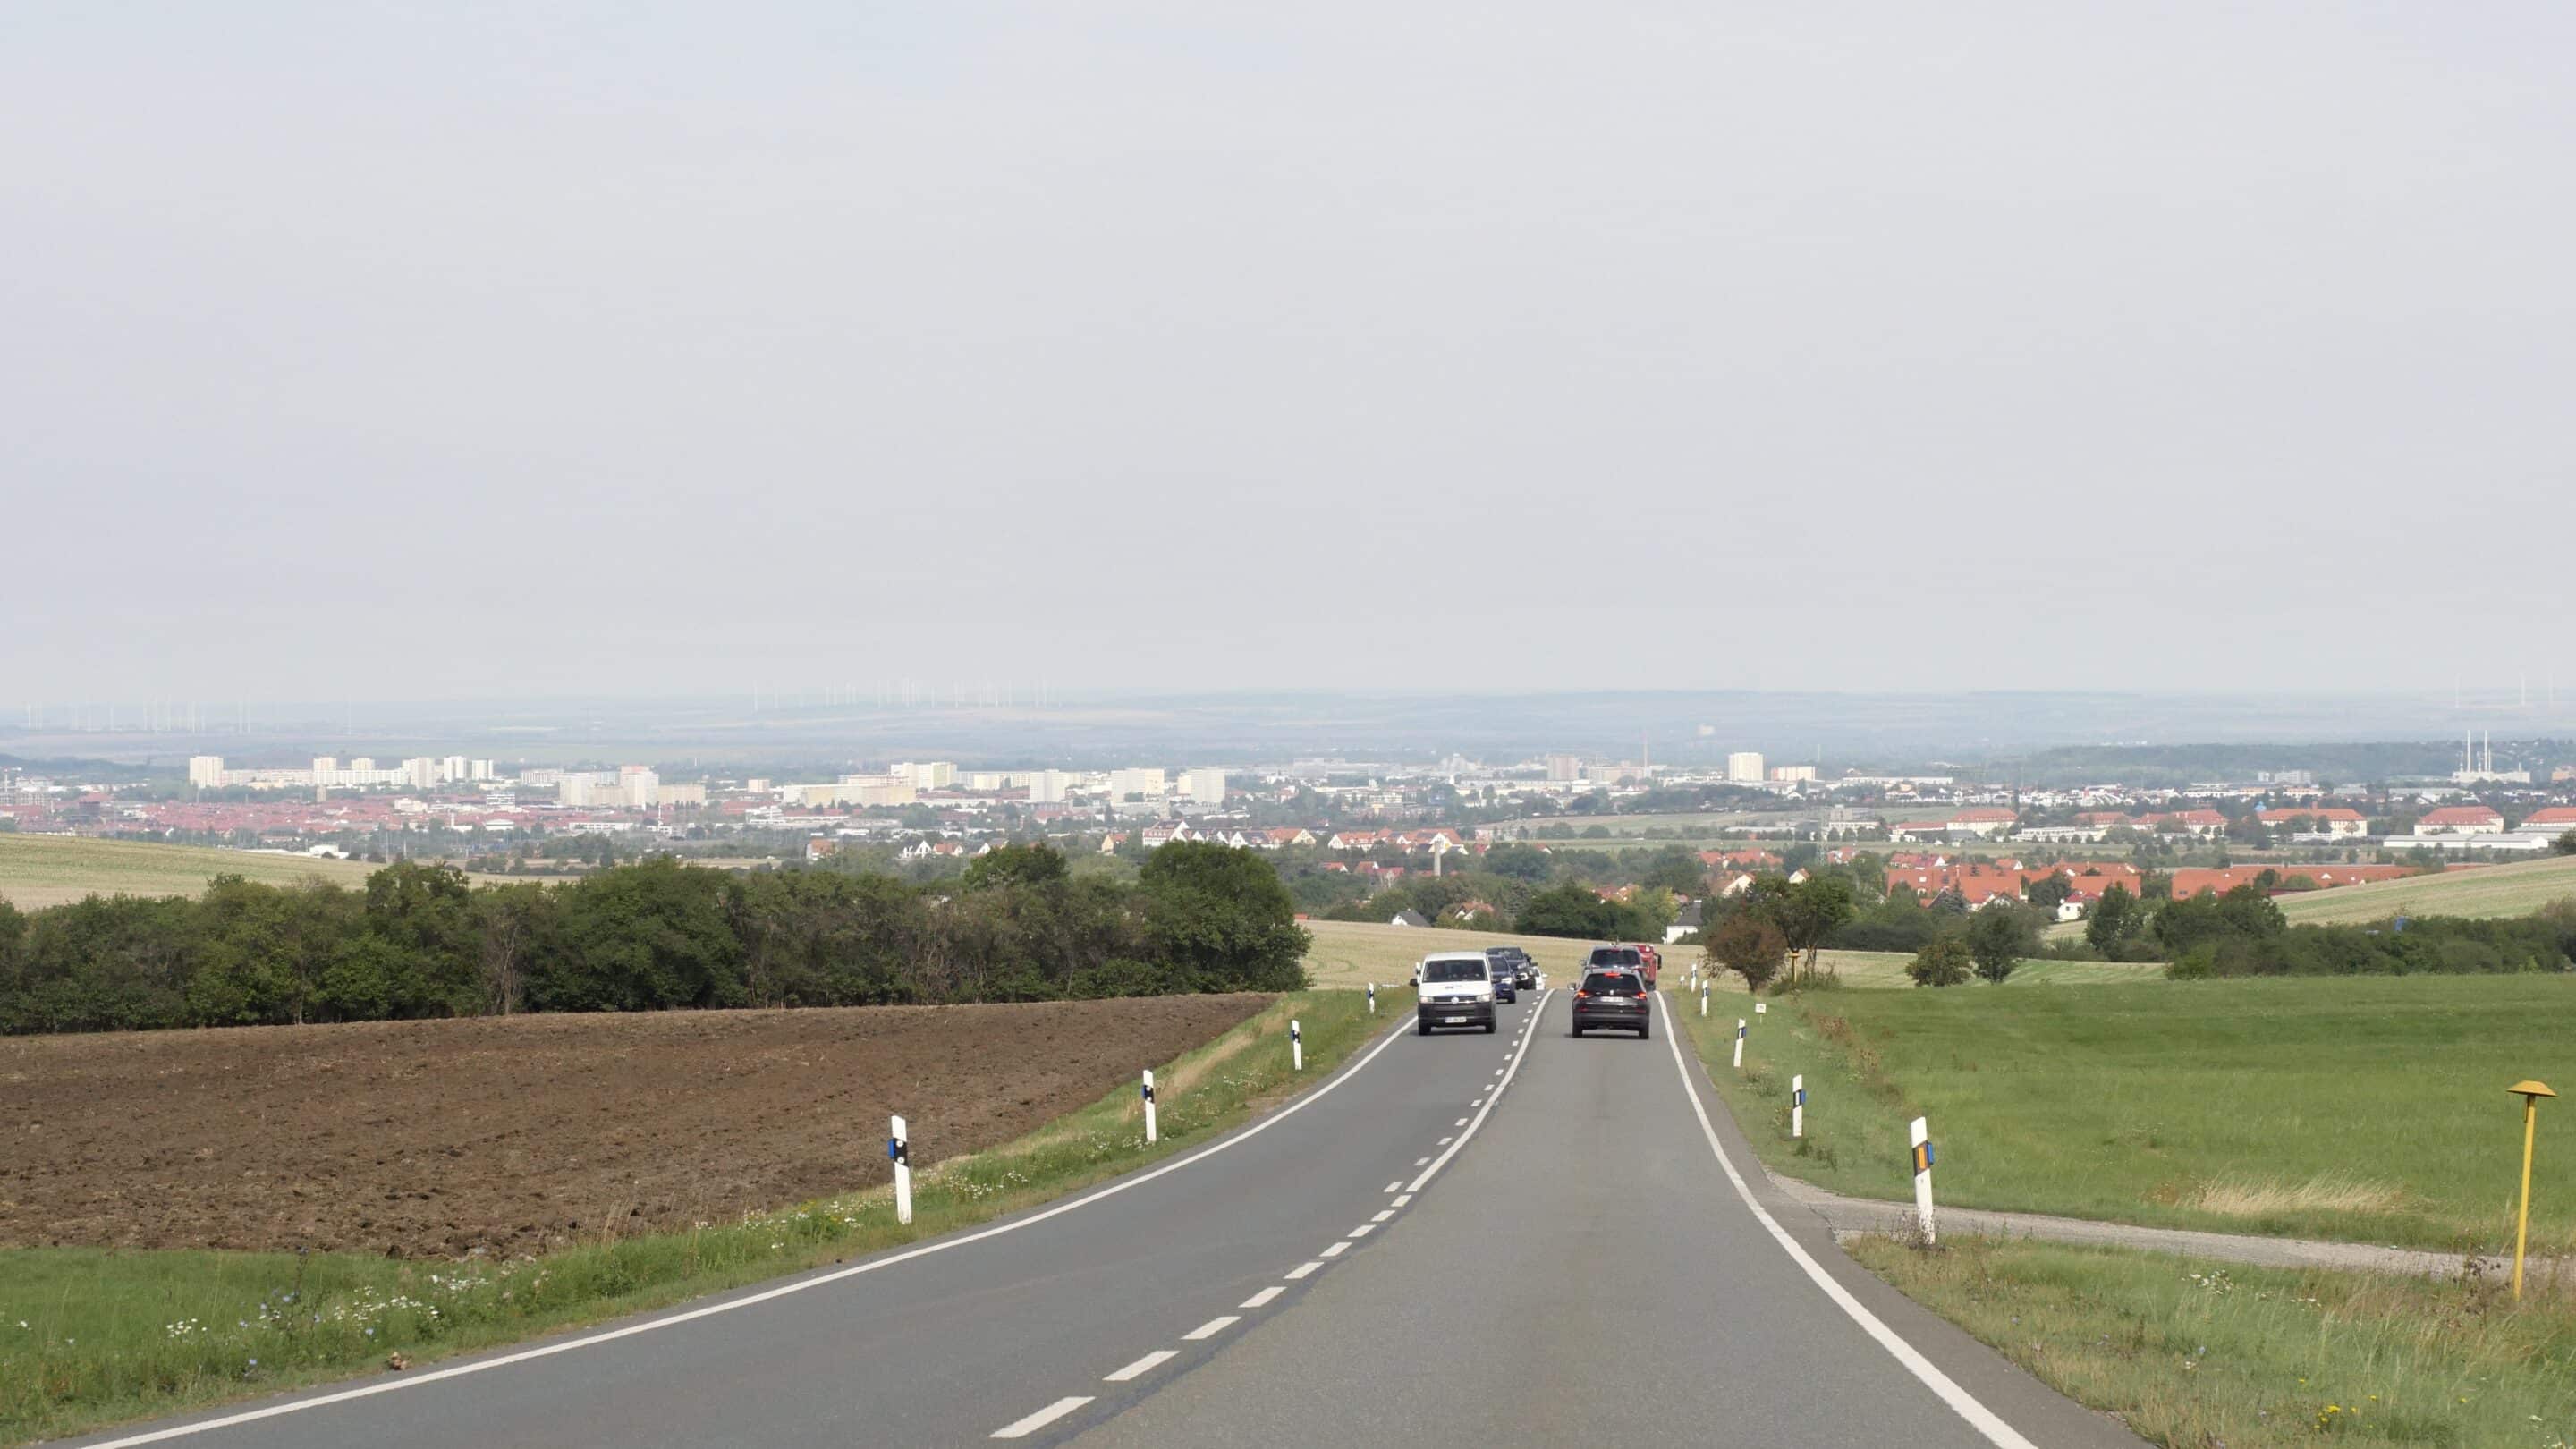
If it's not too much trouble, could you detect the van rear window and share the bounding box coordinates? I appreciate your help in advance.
[1589,947,1642,966]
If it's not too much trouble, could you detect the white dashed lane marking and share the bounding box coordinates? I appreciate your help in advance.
[1383,1180,1402,1192]
[1183,1316,1241,1341]
[1413,1157,1430,1167]
[1103,1352,1177,1383]
[1371,1209,1395,1222]
[992,1397,1093,1439]
[1321,1241,1351,1258]
[1285,1261,1323,1280]
[1391,1193,1411,1207]
[1241,1286,1284,1309]
[1348,1224,1375,1238]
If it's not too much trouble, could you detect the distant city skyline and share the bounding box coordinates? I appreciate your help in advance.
[6,4,2572,701]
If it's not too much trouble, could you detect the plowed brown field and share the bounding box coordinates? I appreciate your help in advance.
[0,996,1271,1258]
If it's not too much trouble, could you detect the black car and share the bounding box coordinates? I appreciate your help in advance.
[1486,956,1519,1004]
[1571,968,1651,1039]
[1485,945,1536,990]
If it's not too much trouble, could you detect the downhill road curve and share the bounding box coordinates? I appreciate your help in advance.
[71,993,2143,1448]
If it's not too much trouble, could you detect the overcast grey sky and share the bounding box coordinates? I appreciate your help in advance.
[6,2,2572,705]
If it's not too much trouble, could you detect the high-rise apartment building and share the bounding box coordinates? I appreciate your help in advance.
[1110,767,1166,801]
[1726,752,1767,783]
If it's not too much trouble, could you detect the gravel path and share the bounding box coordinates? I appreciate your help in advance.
[1769,1169,2562,1284]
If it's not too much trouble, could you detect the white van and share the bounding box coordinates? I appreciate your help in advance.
[1415,953,1497,1035]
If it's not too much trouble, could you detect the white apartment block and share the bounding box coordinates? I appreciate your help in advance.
[1110,767,1166,801]
[1182,767,1228,804]
[1726,752,1767,783]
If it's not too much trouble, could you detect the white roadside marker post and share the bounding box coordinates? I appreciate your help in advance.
[1141,1070,1157,1145]
[1733,1018,1746,1071]
[1909,1116,1936,1243]
[1792,1075,1805,1139]
[889,1115,913,1226]
[1367,982,1376,1014]
[1291,1019,1303,1072]
[1699,979,1709,1017]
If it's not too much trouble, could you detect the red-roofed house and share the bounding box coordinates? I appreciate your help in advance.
[1946,808,2019,837]
[2256,807,2368,838]
[2419,805,2504,835]
[2144,809,2229,837]
[2519,807,2576,832]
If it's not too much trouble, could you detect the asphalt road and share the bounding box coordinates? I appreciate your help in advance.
[71,991,2144,1449]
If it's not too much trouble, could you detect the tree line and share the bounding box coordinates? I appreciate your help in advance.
[0,843,1309,1035]
[1685,862,2576,990]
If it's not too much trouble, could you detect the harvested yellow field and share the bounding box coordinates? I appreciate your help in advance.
[0,835,385,911]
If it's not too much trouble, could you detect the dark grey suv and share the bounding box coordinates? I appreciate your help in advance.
[1570,969,1650,1039]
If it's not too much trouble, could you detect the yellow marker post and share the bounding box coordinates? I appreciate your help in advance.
[2508,1080,2555,1300]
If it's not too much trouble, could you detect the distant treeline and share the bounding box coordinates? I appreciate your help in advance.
[0,843,1309,1035]
[2139,886,2576,979]
[1676,856,2576,987]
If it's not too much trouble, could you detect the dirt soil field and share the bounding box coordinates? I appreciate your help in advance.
[0,996,1271,1258]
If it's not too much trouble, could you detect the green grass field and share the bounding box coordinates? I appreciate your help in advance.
[1682,975,2576,1254]
[0,988,1405,1445]
[1852,1236,2576,1449]
[2275,854,2576,925]
[0,835,386,910]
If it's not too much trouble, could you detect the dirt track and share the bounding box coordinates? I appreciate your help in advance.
[0,996,1271,1258]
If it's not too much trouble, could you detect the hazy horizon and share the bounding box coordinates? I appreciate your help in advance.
[8,3,2572,702]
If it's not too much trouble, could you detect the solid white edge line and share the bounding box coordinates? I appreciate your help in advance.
[1652,993,2041,1449]
[1102,1350,1178,1383]
[83,1007,1419,1449]
[1405,989,1551,1194]
[992,1395,1095,1438]
[1240,1286,1284,1309]
[1284,1261,1323,1279]
[1182,1316,1240,1341]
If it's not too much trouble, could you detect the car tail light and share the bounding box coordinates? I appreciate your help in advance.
[1573,990,1589,999]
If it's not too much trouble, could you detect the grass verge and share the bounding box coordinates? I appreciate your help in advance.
[1676,974,2576,1254]
[0,987,1410,1446]
[1848,1235,2576,1448]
